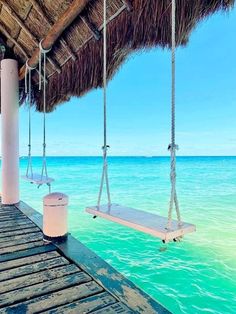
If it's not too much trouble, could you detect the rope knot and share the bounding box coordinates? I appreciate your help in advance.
[39,40,52,54]
[38,39,51,91]
[26,60,37,71]
[170,171,176,180]
[168,143,179,151]
[102,145,110,152]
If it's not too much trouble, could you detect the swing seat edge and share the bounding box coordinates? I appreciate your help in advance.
[85,203,196,242]
[21,174,54,185]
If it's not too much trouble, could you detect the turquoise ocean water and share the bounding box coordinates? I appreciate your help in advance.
[17,156,236,313]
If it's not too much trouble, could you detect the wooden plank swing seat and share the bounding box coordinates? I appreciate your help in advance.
[85,0,196,244]
[21,174,54,186]
[86,204,196,242]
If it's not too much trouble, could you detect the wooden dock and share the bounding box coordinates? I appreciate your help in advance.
[0,201,171,314]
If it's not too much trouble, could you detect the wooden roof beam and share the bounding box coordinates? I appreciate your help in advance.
[0,22,48,83]
[30,0,77,63]
[31,0,99,42]
[19,0,89,80]
[1,0,61,74]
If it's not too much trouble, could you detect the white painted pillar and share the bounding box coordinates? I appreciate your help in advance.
[1,59,19,205]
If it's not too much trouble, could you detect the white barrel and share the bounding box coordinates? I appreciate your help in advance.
[1,59,19,205]
[43,192,68,242]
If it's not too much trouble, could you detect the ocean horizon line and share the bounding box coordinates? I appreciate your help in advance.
[19,155,236,158]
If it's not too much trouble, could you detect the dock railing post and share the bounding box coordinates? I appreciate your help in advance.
[1,59,20,205]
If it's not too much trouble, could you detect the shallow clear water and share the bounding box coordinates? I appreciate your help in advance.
[17,156,236,314]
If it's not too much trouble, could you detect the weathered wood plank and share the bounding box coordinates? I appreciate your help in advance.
[16,201,43,229]
[0,232,42,247]
[0,227,40,239]
[0,216,26,223]
[0,205,20,210]
[0,256,69,281]
[0,216,25,222]
[0,208,16,212]
[0,219,33,228]
[0,206,17,212]
[0,223,37,233]
[0,209,19,215]
[0,212,19,216]
[0,231,42,244]
[0,209,24,215]
[0,251,59,271]
[0,272,91,308]
[0,281,103,313]
[0,244,56,262]
[0,264,80,294]
[0,240,47,255]
[92,303,133,313]
[0,214,25,218]
[0,212,25,218]
[43,292,117,314]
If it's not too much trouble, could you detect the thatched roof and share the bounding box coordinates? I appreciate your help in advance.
[0,0,235,112]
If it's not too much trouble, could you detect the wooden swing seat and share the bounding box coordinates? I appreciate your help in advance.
[86,203,196,242]
[21,173,54,185]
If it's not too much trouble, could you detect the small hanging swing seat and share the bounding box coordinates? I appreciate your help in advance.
[21,174,54,186]
[22,43,54,193]
[86,204,196,242]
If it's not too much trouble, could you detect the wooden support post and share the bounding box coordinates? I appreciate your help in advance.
[1,59,19,205]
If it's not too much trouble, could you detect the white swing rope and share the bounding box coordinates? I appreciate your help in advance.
[25,60,35,179]
[167,0,182,229]
[39,40,52,193]
[97,0,111,208]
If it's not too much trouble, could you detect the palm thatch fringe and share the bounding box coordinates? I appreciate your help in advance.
[0,0,234,111]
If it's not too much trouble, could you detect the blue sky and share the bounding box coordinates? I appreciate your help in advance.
[19,7,236,156]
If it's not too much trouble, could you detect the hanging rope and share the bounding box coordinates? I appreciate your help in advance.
[167,0,182,229]
[39,40,52,193]
[25,60,36,179]
[39,40,51,91]
[97,0,111,208]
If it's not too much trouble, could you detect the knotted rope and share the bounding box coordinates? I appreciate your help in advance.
[39,40,52,193]
[167,0,182,229]
[97,0,111,208]
[25,60,36,179]
[39,40,51,91]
